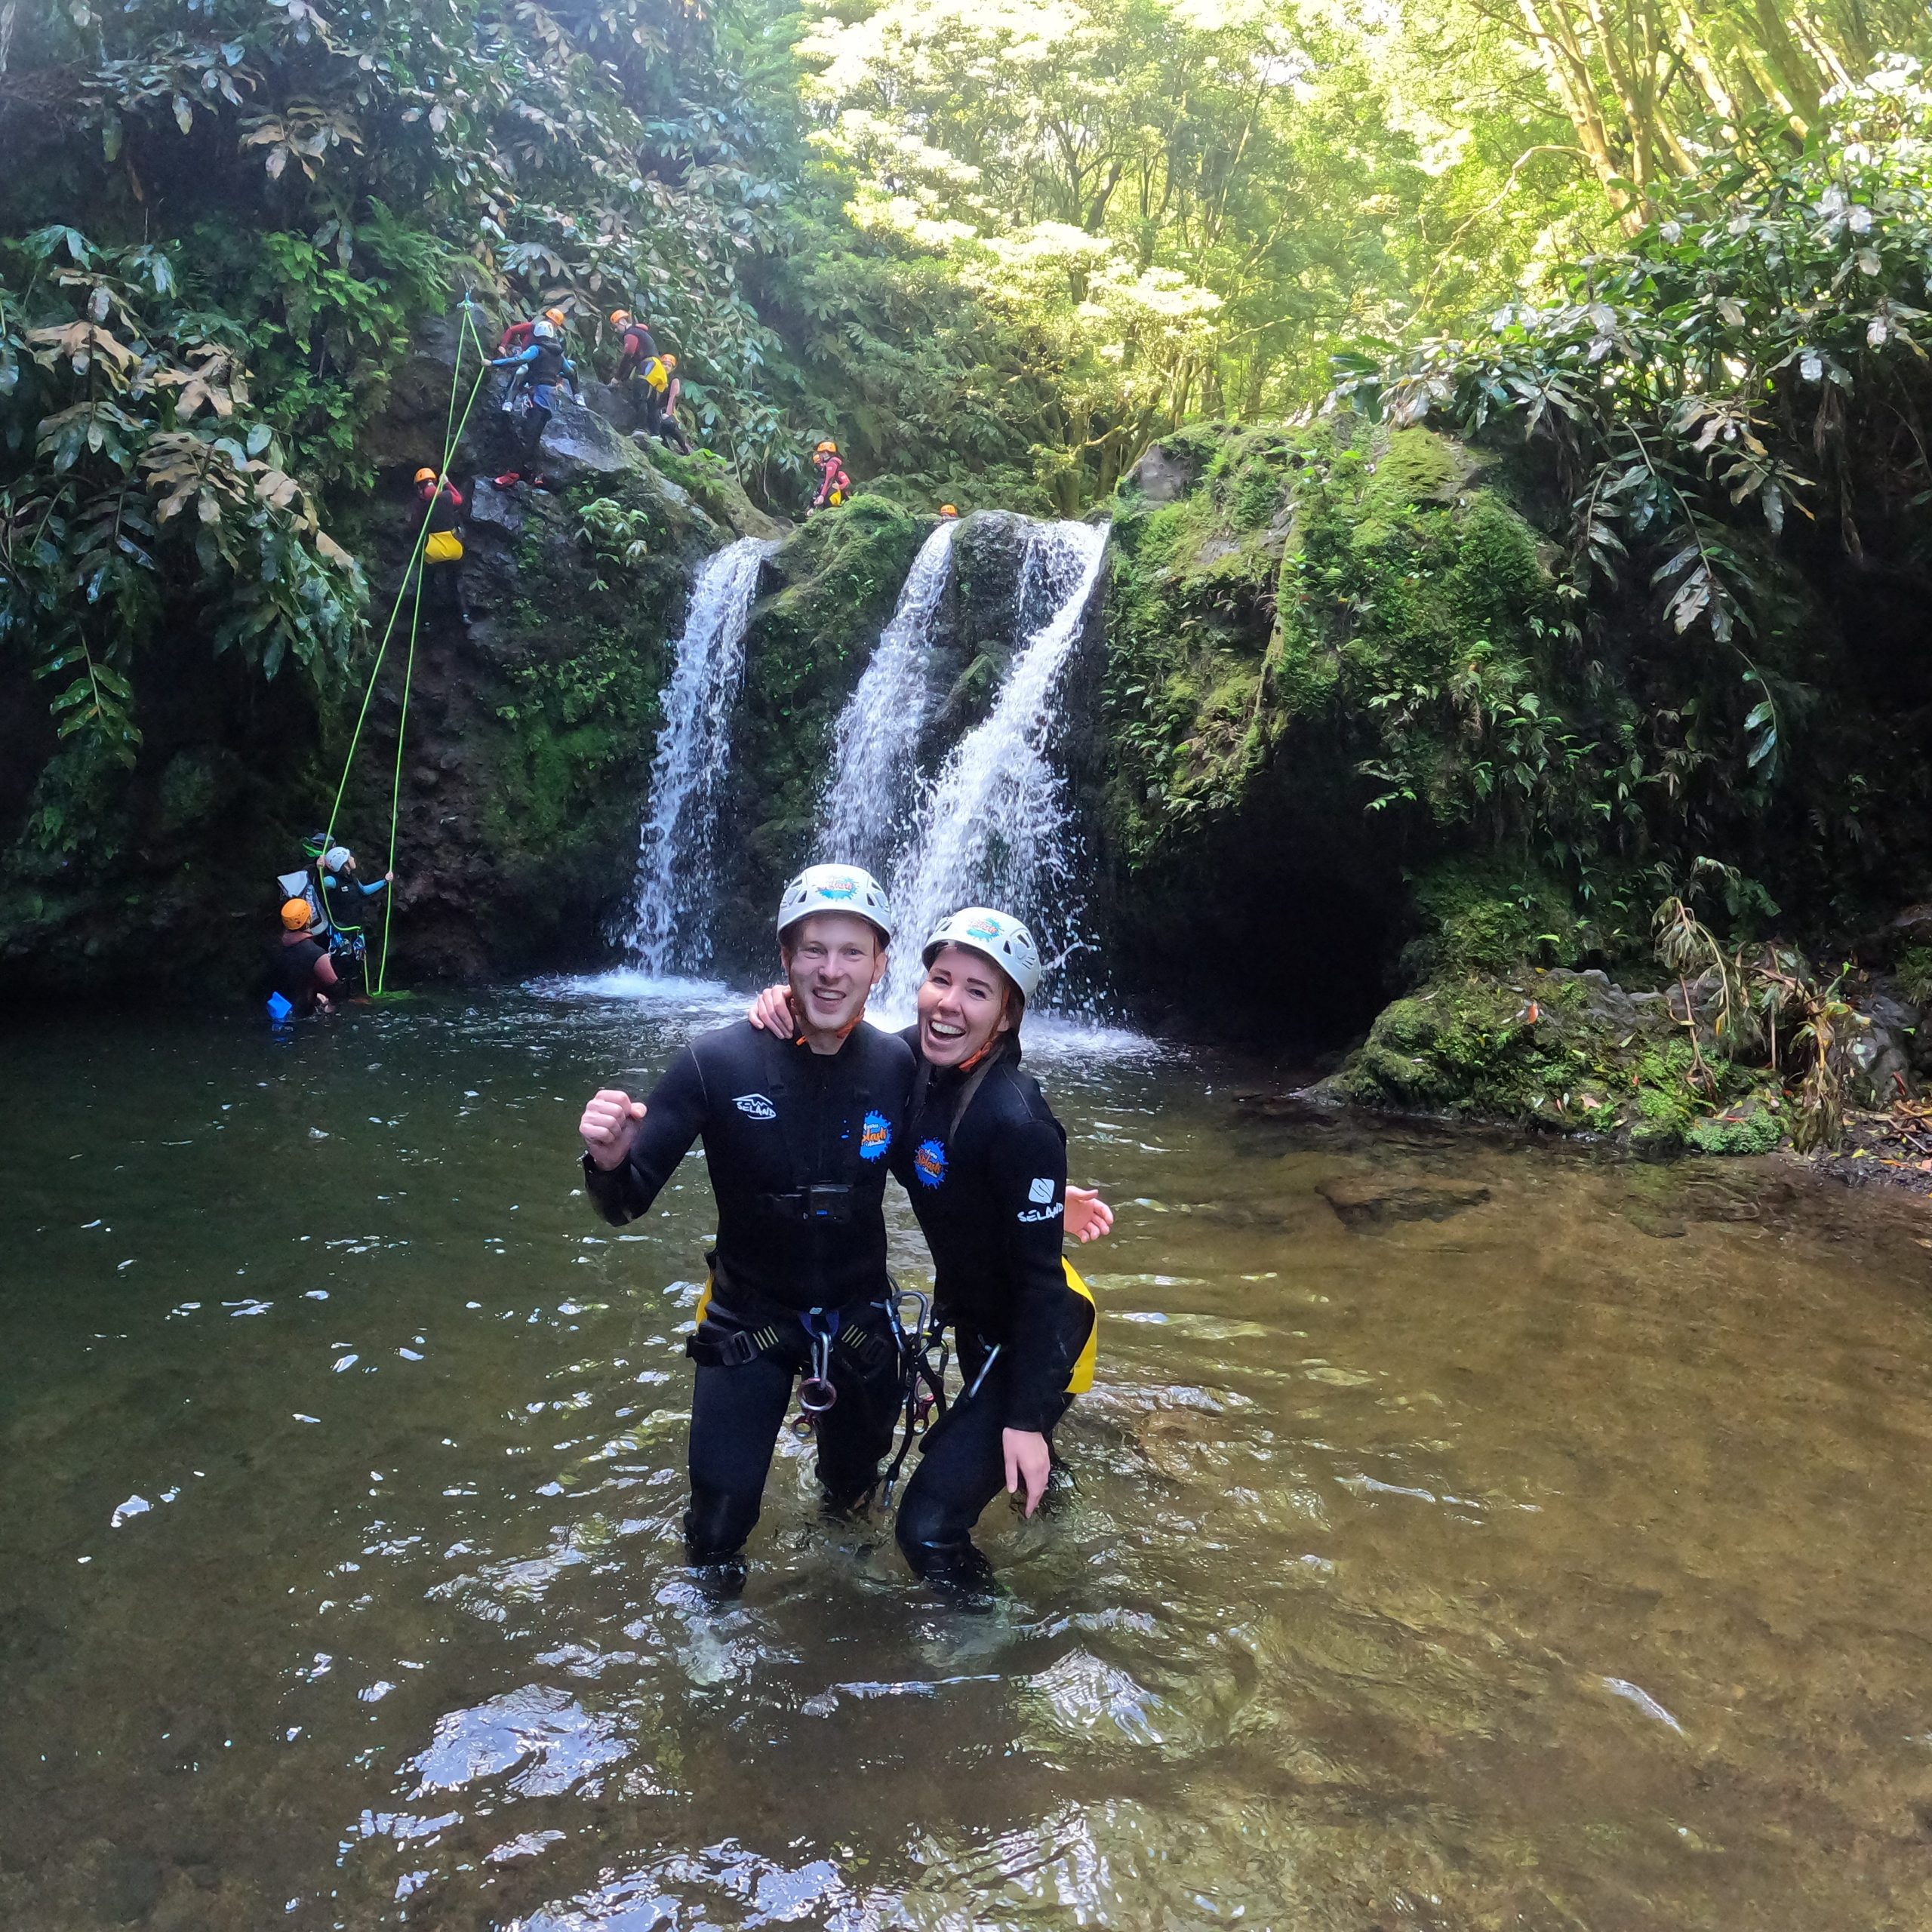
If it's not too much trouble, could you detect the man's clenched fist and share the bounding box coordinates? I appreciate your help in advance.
[580,1088,646,1171]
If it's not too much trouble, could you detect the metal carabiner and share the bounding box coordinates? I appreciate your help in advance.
[797,1306,840,1414]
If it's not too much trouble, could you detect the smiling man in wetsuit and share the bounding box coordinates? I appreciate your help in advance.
[576,866,914,1592]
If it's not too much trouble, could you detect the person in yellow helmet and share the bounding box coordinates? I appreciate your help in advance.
[811,441,851,512]
[939,503,959,518]
[266,897,340,1018]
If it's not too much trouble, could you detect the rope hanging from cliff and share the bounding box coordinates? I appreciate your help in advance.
[323,298,491,995]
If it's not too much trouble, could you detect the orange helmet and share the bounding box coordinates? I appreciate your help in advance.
[660,352,677,370]
[414,466,437,484]
[609,309,632,328]
[814,438,838,457]
[281,898,314,932]
[543,306,567,327]
[939,503,958,517]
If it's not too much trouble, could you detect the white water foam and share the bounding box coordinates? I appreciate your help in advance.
[817,519,957,875]
[618,537,777,974]
[881,519,1110,1012]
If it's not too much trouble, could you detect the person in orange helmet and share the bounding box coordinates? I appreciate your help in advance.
[810,439,851,512]
[411,466,469,623]
[611,308,659,384]
[266,897,340,1018]
[646,352,692,454]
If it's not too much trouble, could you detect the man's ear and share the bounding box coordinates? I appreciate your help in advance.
[870,946,889,989]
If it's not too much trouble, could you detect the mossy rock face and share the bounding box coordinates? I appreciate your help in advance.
[1097,418,1562,1035]
[1321,964,1786,1150]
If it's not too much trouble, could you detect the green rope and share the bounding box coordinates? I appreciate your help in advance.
[323,300,492,985]
[374,558,426,996]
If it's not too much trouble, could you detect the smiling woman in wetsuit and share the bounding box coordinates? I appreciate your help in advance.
[752,906,1110,1591]
[577,866,914,1593]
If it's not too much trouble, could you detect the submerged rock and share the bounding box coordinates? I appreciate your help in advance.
[1316,1175,1491,1228]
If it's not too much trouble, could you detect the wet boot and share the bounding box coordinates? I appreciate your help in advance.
[901,1537,998,1597]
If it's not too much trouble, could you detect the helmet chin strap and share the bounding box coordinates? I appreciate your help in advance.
[787,985,872,1047]
[948,990,1013,1072]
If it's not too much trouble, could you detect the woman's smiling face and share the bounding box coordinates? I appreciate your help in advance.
[917,943,1015,1068]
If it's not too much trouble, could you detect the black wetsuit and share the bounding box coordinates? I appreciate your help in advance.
[266,933,329,1016]
[889,1035,1094,1587]
[583,1019,917,1574]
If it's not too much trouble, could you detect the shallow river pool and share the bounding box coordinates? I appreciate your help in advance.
[5,986,1932,1930]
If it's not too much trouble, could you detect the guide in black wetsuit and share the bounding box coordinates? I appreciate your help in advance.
[577,865,912,1590]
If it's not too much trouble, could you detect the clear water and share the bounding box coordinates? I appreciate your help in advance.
[5,988,1932,1930]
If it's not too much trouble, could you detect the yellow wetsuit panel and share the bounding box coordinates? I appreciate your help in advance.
[1063,1259,1097,1395]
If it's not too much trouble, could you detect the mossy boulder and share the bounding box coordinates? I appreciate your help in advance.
[1322,964,1788,1151]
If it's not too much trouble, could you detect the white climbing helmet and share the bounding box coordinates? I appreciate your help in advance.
[922,906,1041,1001]
[531,318,560,343]
[322,845,353,872]
[776,863,894,943]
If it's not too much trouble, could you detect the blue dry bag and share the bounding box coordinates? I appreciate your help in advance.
[266,990,294,1024]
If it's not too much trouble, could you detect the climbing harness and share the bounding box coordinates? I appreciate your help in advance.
[880,1285,949,1506]
[320,296,491,998]
[798,1306,841,1414]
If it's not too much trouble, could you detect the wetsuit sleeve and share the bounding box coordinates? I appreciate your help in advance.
[581,1045,709,1226]
[313,951,339,989]
[989,1106,1076,1434]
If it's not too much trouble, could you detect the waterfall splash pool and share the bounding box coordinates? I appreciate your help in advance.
[5,985,1932,1930]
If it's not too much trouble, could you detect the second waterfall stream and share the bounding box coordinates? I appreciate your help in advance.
[880,518,1109,1011]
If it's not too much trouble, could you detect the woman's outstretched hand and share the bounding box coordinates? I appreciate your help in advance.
[745,983,793,1035]
[1065,1186,1113,1243]
[1003,1428,1052,1515]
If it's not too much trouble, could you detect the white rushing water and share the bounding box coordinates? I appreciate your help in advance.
[880,518,1109,1012]
[817,518,957,874]
[620,537,776,974]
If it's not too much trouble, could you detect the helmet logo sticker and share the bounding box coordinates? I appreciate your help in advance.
[860,1111,892,1160]
[914,1140,947,1186]
[964,916,1003,943]
[819,875,860,901]
[733,1094,777,1120]
[1027,1177,1055,1203]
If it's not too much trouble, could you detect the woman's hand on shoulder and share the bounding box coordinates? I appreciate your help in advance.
[745,983,793,1035]
[1065,1186,1113,1244]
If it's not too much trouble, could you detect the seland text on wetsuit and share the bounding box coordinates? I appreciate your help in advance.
[889,1033,1094,1586]
[583,1018,916,1568]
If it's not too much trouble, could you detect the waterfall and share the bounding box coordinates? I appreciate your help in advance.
[620,536,776,974]
[881,518,1110,1011]
[817,518,957,873]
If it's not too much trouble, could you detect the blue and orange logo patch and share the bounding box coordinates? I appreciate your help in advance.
[913,1138,947,1187]
[860,1110,892,1161]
